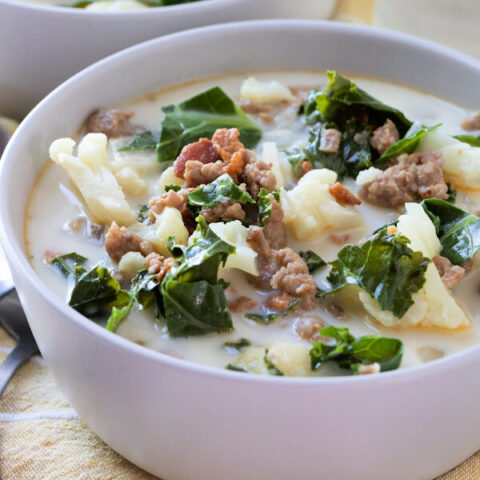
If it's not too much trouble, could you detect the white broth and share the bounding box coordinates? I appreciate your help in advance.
[25,71,480,376]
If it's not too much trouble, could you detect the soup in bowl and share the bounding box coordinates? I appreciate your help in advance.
[2,21,480,480]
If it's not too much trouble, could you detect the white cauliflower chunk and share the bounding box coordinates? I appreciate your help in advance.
[129,207,188,256]
[209,221,258,276]
[261,142,293,188]
[115,167,147,196]
[360,203,469,330]
[234,347,270,375]
[86,0,147,11]
[118,252,147,278]
[266,343,312,377]
[420,128,480,192]
[49,134,135,226]
[240,77,294,103]
[157,166,184,193]
[280,168,363,240]
[355,167,382,186]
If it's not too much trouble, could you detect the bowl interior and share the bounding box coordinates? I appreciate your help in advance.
[2,19,480,376]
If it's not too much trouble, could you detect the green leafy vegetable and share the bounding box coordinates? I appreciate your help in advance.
[422,198,480,265]
[446,183,457,204]
[226,364,248,373]
[156,86,262,163]
[49,253,87,278]
[320,229,430,318]
[377,122,441,164]
[340,119,373,177]
[161,217,235,336]
[257,188,280,227]
[314,71,412,134]
[69,266,124,316]
[310,325,403,373]
[137,204,149,222]
[119,131,158,152]
[165,184,182,192]
[264,349,284,376]
[223,338,251,353]
[245,299,299,325]
[283,147,307,174]
[187,173,254,208]
[106,270,159,332]
[453,134,480,147]
[299,250,327,273]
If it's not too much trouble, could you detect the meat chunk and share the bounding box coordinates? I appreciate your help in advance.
[145,252,177,282]
[271,248,317,299]
[86,109,136,138]
[328,182,361,206]
[184,160,225,188]
[433,255,465,289]
[200,201,245,223]
[264,291,293,311]
[228,296,258,313]
[244,150,277,198]
[105,222,155,263]
[461,112,480,131]
[263,195,287,249]
[148,189,188,222]
[174,138,221,178]
[212,128,247,180]
[247,227,317,310]
[320,128,341,153]
[294,316,326,342]
[359,151,448,208]
[181,128,248,188]
[370,119,400,155]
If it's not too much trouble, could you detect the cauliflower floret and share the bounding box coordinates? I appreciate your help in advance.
[419,128,480,192]
[109,138,160,178]
[280,168,363,240]
[115,167,147,196]
[266,343,312,377]
[209,221,258,276]
[261,142,293,188]
[130,207,188,256]
[359,203,469,330]
[49,134,135,225]
[355,167,382,186]
[86,0,147,11]
[240,77,294,103]
[233,343,312,377]
[234,347,270,375]
[157,166,184,193]
[118,251,147,278]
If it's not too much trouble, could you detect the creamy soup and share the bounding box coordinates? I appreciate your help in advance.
[25,71,480,377]
[21,0,201,11]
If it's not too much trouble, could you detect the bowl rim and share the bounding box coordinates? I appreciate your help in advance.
[0,0,234,16]
[2,19,480,387]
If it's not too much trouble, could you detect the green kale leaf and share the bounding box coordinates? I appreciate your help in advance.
[106,270,159,333]
[299,250,327,273]
[160,217,235,336]
[245,299,299,325]
[377,122,441,164]
[156,86,262,163]
[310,325,403,373]
[320,229,430,318]
[453,134,480,147]
[421,198,480,265]
[119,131,158,152]
[187,173,254,208]
[222,338,251,353]
[314,71,412,134]
[257,187,280,227]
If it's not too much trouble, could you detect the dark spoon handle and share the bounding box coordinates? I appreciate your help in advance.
[0,339,39,396]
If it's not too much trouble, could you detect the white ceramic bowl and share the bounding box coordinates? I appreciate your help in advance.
[0,0,337,120]
[1,20,480,480]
